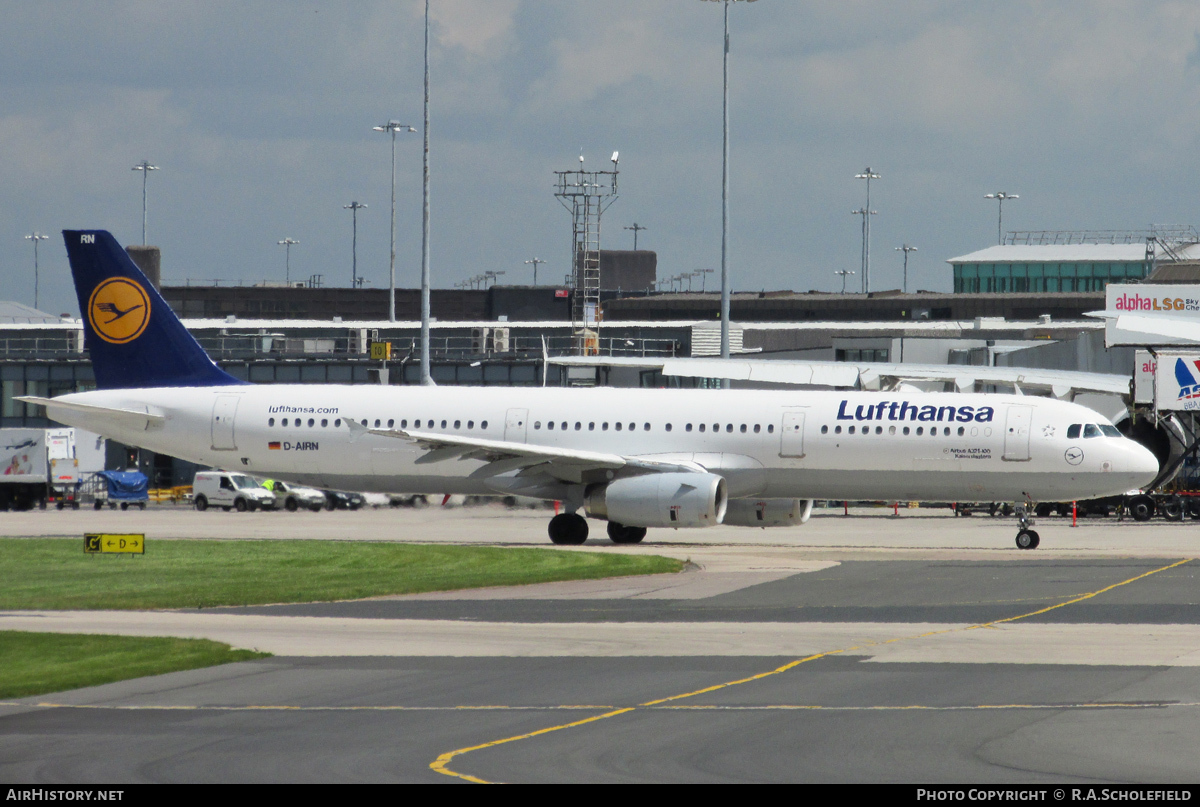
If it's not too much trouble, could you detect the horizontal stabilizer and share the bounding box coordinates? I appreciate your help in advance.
[16,396,165,431]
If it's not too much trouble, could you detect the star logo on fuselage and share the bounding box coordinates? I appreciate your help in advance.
[1042,425,1056,438]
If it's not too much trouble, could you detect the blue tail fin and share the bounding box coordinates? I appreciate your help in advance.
[64,229,245,389]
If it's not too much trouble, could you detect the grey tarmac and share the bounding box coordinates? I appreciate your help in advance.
[2,505,1199,783]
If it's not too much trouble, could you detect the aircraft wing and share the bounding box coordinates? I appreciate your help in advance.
[345,420,703,483]
[549,356,1130,399]
[1110,313,1200,344]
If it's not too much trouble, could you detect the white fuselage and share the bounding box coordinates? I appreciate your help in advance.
[45,385,1159,505]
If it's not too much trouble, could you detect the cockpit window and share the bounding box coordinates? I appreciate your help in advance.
[1100,424,1122,437]
[1067,424,1081,439]
[1083,424,1101,438]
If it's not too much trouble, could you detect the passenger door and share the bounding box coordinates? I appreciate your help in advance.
[211,396,240,451]
[1003,405,1033,461]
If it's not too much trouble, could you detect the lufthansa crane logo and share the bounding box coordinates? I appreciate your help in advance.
[88,277,151,344]
[1064,447,1084,466]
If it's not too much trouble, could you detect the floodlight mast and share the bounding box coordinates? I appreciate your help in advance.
[895,244,917,293]
[131,160,159,246]
[834,268,855,294]
[984,192,1019,245]
[343,202,367,288]
[24,232,50,309]
[701,0,757,385]
[524,258,545,285]
[373,121,416,322]
[420,0,432,385]
[277,238,299,284]
[854,168,880,293]
[624,222,647,250]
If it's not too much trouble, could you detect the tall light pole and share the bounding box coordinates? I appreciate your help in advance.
[24,232,49,309]
[373,121,416,321]
[703,0,757,385]
[343,202,367,288]
[984,192,1018,245]
[277,238,299,284]
[131,160,159,245]
[524,258,545,285]
[834,269,855,294]
[854,168,880,293]
[895,244,917,293]
[624,222,647,250]
[851,206,876,293]
[420,0,432,385]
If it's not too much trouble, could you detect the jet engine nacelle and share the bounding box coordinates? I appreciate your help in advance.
[585,472,728,528]
[723,498,813,527]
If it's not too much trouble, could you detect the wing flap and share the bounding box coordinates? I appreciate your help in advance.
[347,423,704,479]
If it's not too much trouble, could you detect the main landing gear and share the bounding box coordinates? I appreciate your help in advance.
[607,522,647,545]
[548,512,588,545]
[1014,504,1040,550]
[546,514,648,545]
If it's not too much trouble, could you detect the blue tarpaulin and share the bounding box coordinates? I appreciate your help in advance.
[97,470,148,501]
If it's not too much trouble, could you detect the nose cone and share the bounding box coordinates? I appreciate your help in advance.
[1126,440,1161,488]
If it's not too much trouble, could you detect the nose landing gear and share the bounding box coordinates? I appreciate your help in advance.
[1014,504,1040,549]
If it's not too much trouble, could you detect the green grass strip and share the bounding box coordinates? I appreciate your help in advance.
[0,538,683,610]
[0,631,268,699]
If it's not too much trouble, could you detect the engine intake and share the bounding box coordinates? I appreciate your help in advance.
[723,498,813,527]
[585,472,727,528]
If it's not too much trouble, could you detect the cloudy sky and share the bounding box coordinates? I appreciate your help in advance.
[4,0,1200,316]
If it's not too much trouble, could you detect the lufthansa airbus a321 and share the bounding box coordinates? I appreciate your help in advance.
[21,230,1159,549]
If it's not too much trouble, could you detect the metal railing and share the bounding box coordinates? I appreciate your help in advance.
[0,333,680,361]
[0,337,80,357]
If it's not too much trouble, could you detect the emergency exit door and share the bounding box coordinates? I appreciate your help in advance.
[779,410,806,458]
[504,408,529,443]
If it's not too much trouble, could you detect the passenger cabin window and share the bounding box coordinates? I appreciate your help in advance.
[1083,424,1101,438]
[1067,424,1081,439]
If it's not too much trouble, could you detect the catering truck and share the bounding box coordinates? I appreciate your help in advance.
[0,428,106,510]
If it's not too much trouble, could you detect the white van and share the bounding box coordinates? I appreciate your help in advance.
[192,471,276,512]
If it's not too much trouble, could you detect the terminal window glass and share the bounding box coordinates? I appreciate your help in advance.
[836,348,889,362]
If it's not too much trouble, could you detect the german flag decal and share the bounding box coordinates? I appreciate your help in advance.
[268,442,281,450]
